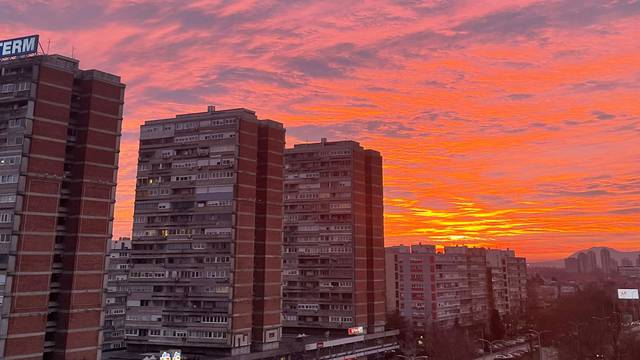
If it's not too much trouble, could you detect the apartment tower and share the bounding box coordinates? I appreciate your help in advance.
[0,54,124,359]
[126,107,284,357]
[282,139,385,334]
[385,245,526,333]
[385,245,436,329]
[103,238,131,352]
[485,249,527,317]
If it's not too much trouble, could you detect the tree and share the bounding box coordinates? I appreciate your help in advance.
[386,311,416,357]
[534,285,624,359]
[618,331,640,360]
[489,309,505,340]
[425,322,475,360]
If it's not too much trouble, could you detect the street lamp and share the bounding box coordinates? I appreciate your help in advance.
[528,329,548,360]
[477,338,493,355]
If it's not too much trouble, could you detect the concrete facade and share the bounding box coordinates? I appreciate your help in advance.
[282,139,385,335]
[126,107,284,357]
[103,238,130,352]
[386,245,527,331]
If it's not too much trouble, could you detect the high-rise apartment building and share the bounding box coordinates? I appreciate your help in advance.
[385,245,436,329]
[486,249,527,317]
[435,246,489,328]
[282,139,385,334]
[0,53,124,359]
[103,238,131,352]
[126,107,284,357]
[386,245,526,332]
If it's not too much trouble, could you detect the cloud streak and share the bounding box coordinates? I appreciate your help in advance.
[4,0,639,261]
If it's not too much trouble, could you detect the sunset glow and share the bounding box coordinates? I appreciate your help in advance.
[4,0,639,261]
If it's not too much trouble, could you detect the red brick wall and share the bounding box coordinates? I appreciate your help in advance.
[251,123,284,348]
[231,119,258,343]
[52,75,123,360]
[365,150,386,330]
[3,64,72,359]
[352,147,369,327]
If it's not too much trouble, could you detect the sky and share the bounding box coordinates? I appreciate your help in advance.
[2,0,639,261]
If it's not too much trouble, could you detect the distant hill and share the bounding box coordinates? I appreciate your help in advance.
[532,247,640,268]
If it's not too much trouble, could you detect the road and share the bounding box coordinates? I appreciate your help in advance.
[474,343,530,360]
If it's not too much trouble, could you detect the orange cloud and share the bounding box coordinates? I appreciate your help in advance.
[3,0,638,261]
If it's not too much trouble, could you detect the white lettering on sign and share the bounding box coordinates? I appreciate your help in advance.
[0,35,38,59]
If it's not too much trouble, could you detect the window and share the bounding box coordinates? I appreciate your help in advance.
[297,304,319,311]
[0,194,15,203]
[0,233,10,243]
[149,329,162,336]
[158,202,170,209]
[0,213,11,223]
[16,82,30,91]
[206,270,227,278]
[138,163,150,171]
[125,328,139,336]
[202,315,227,324]
[0,84,15,93]
[0,174,17,184]
[0,156,19,166]
[8,119,23,128]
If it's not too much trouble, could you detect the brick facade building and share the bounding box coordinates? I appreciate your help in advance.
[282,139,386,335]
[126,107,284,357]
[0,54,124,359]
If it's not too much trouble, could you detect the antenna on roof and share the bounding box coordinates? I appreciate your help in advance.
[38,41,46,56]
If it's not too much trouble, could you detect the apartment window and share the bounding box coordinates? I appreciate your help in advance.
[0,84,15,93]
[160,150,175,158]
[125,328,139,336]
[0,156,19,166]
[0,213,11,223]
[0,174,17,184]
[202,315,227,324]
[0,194,16,203]
[192,243,205,250]
[158,202,170,209]
[297,304,319,311]
[138,163,151,171]
[148,329,162,336]
[206,270,227,279]
[0,233,10,243]
[16,82,30,91]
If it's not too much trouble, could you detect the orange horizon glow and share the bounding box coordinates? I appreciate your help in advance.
[4,1,638,261]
